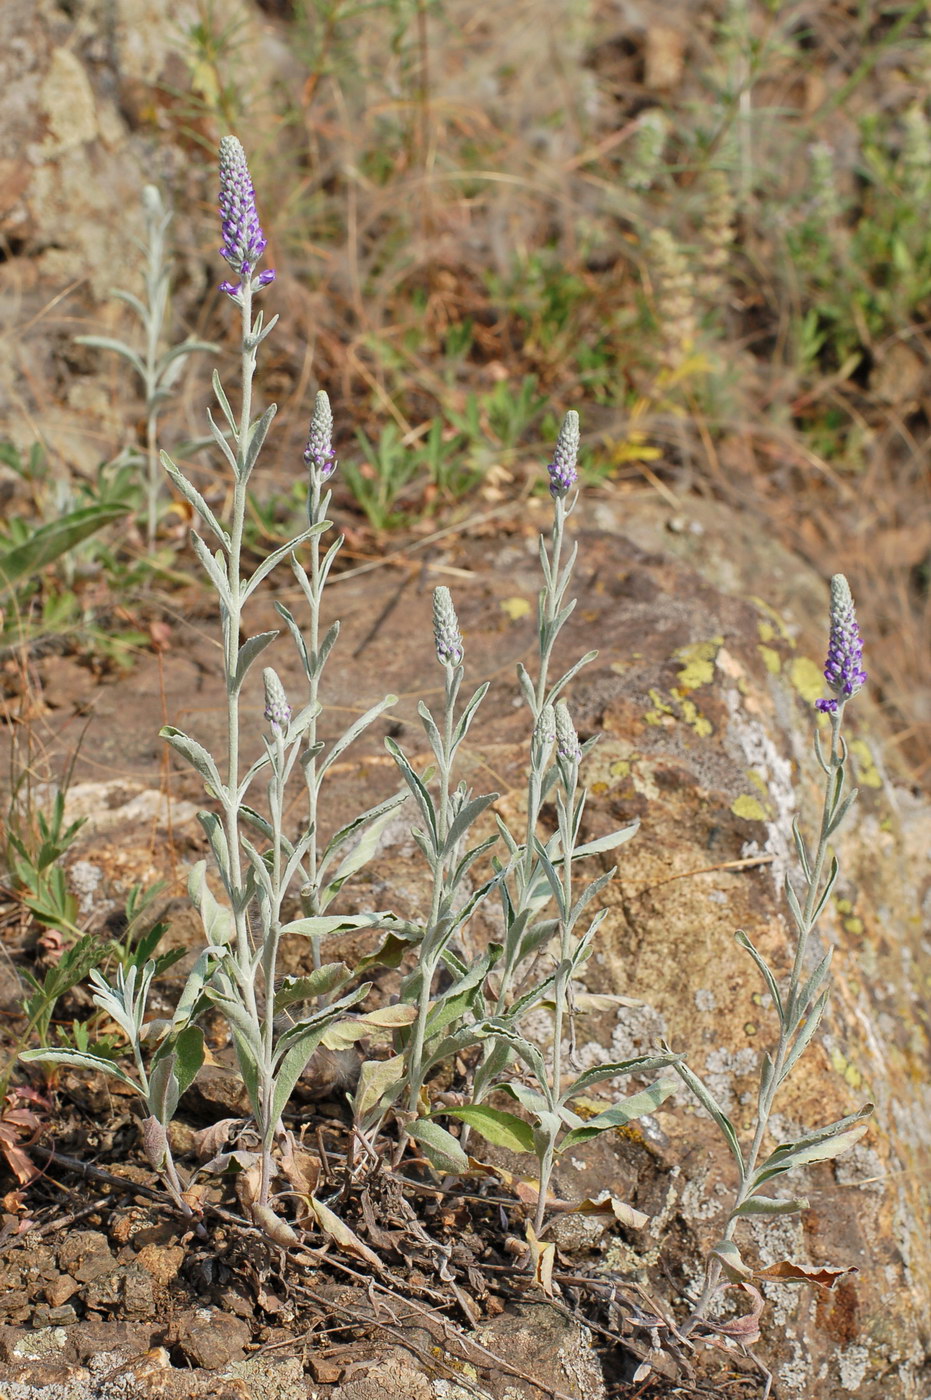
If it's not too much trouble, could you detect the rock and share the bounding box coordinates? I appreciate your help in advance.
[83,1263,156,1319]
[474,1305,605,1400]
[45,1275,81,1307]
[57,1232,115,1284]
[134,1243,184,1287]
[182,1064,253,1119]
[173,1307,252,1370]
[224,1354,309,1399]
[332,1349,433,1400]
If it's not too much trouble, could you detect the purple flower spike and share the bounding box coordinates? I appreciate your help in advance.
[815,574,866,713]
[433,587,464,667]
[304,390,337,482]
[218,136,275,299]
[547,410,580,499]
[263,667,291,733]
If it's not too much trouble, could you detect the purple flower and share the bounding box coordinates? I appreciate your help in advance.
[815,574,867,714]
[433,587,463,667]
[218,136,275,299]
[304,390,337,482]
[547,410,580,498]
[263,667,291,733]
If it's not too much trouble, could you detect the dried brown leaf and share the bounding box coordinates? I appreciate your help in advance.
[756,1259,858,1288]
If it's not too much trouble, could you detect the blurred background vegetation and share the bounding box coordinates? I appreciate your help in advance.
[3,0,930,781]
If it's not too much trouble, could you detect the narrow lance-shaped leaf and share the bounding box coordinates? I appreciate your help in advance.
[273,601,311,677]
[212,368,238,433]
[408,1118,469,1175]
[443,792,499,858]
[559,1077,679,1151]
[783,873,807,936]
[671,1053,745,1172]
[751,1105,873,1190]
[385,738,438,849]
[779,990,829,1084]
[320,796,409,908]
[74,335,146,380]
[561,1052,683,1103]
[809,856,839,928]
[791,816,812,882]
[190,532,233,608]
[0,503,131,594]
[241,524,325,601]
[161,727,227,802]
[793,947,832,1023]
[240,403,277,483]
[451,681,491,750]
[320,696,399,782]
[232,630,279,693]
[827,789,859,837]
[545,650,598,707]
[447,1105,535,1154]
[161,452,229,549]
[19,1047,142,1094]
[735,930,784,1026]
[731,1195,809,1218]
[206,406,240,473]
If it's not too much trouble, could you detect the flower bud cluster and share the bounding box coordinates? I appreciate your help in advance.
[304,390,337,482]
[554,702,581,763]
[432,587,464,667]
[263,667,291,733]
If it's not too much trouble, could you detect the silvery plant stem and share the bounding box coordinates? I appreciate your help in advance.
[226,287,258,995]
[684,706,853,1330]
[405,661,458,1118]
[296,470,329,969]
[142,192,170,549]
[533,737,580,1236]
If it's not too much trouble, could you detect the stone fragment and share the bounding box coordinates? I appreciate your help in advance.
[174,1307,252,1370]
[57,1230,115,1283]
[135,1242,185,1286]
[83,1262,156,1318]
[45,1273,80,1307]
[225,1354,309,1399]
[332,1350,433,1400]
[475,1304,606,1400]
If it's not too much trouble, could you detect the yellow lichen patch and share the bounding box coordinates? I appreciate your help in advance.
[645,688,676,727]
[758,620,776,643]
[610,660,626,674]
[750,597,793,642]
[591,781,608,796]
[849,738,883,789]
[789,656,825,704]
[731,794,768,822]
[830,1047,864,1091]
[678,696,713,737]
[759,645,782,675]
[747,769,770,800]
[610,759,632,779]
[844,916,864,936]
[500,596,531,621]
[674,637,724,690]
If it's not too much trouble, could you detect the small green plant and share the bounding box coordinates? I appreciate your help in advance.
[76,184,217,548]
[0,441,132,625]
[4,788,88,942]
